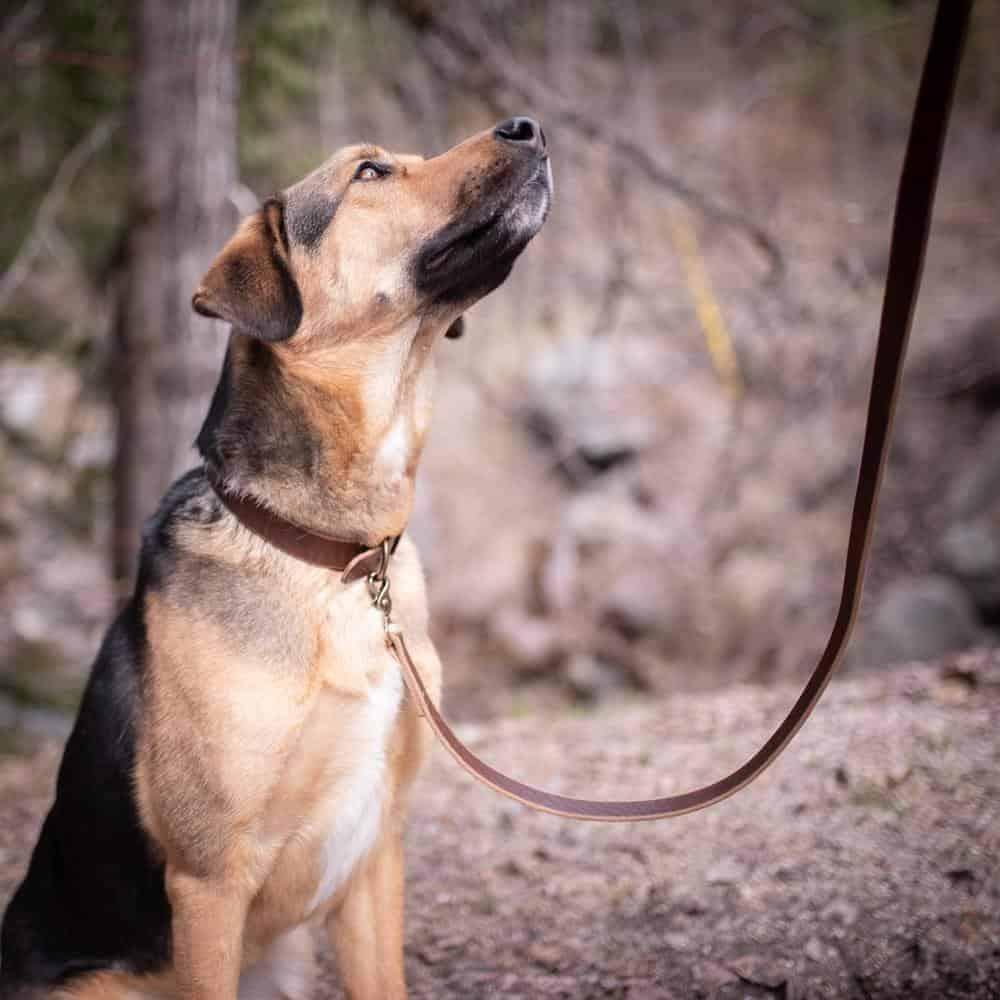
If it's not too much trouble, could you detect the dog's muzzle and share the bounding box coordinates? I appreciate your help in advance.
[413,117,552,306]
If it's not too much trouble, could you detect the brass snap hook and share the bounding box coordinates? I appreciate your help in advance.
[367,537,395,635]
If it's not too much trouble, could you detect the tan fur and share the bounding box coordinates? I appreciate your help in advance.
[130,532,440,999]
[131,129,487,1000]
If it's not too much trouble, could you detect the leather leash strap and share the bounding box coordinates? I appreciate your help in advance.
[387,0,972,821]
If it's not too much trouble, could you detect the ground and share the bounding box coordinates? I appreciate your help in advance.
[1,651,998,999]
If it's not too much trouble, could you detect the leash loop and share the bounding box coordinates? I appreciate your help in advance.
[383,0,973,822]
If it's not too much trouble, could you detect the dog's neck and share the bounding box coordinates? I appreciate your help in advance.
[197,318,439,545]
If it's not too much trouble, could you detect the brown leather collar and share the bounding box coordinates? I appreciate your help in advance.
[205,467,395,584]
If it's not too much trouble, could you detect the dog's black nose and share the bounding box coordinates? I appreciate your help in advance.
[494,116,546,152]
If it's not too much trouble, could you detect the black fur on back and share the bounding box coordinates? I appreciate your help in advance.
[0,469,219,991]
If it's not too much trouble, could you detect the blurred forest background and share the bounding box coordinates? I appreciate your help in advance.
[1,0,999,752]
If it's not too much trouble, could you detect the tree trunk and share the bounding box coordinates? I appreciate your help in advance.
[113,0,238,587]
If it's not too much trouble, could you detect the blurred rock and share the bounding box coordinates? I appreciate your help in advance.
[804,936,826,963]
[540,526,579,615]
[821,898,859,925]
[916,310,1000,412]
[939,518,1000,614]
[519,334,659,488]
[727,954,787,989]
[943,420,1000,518]
[65,403,115,470]
[692,961,739,989]
[937,420,1000,614]
[705,857,748,885]
[717,550,786,635]
[599,569,670,641]
[565,652,628,702]
[518,405,639,486]
[854,575,983,668]
[0,357,80,455]
[490,605,563,676]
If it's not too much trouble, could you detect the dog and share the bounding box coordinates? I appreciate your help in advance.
[1,116,551,1000]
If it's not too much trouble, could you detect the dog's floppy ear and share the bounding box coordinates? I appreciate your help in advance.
[192,197,302,342]
[445,315,465,340]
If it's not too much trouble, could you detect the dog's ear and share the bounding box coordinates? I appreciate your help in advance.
[445,315,465,340]
[192,197,303,342]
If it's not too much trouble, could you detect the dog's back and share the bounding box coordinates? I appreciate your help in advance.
[0,478,202,993]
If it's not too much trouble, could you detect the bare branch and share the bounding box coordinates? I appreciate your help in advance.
[0,116,119,311]
[390,2,785,283]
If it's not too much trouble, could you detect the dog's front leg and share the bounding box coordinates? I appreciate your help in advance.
[327,831,407,1000]
[167,866,250,999]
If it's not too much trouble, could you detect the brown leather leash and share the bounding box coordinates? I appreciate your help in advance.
[386,0,972,821]
[213,0,971,822]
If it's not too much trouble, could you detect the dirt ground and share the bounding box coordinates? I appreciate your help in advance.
[1,650,998,999]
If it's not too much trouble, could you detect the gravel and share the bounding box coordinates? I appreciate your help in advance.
[2,650,998,998]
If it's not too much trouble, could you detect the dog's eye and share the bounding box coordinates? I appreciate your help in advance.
[354,161,390,182]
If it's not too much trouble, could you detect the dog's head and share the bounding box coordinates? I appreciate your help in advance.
[192,117,551,345]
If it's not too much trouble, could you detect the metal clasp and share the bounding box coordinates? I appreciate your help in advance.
[366,537,394,637]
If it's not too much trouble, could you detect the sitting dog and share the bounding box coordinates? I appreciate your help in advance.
[1,116,551,1000]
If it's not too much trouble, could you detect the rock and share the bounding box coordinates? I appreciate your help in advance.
[728,954,788,989]
[705,857,748,885]
[939,518,1000,608]
[490,605,563,676]
[0,357,80,455]
[518,405,640,486]
[943,421,1000,519]
[599,568,672,641]
[525,941,562,971]
[692,960,739,989]
[936,420,1000,613]
[564,653,627,702]
[518,334,662,488]
[916,310,1000,411]
[717,550,786,634]
[664,931,693,951]
[853,575,983,668]
[821,898,859,925]
[804,936,826,962]
[64,403,114,470]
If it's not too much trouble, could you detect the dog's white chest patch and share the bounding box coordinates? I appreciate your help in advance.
[307,661,403,913]
[375,415,410,485]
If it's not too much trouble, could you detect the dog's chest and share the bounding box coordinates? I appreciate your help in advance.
[309,670,403,910]
[297,592,405,915]
[246,559,427,930]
